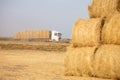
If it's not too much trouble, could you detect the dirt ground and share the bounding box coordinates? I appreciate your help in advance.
[0,50,115,80]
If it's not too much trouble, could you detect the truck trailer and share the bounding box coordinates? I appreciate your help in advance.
[13,30,62,41]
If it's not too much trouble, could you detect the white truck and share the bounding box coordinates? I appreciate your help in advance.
[50,30,62,41]
[13,30,62,41]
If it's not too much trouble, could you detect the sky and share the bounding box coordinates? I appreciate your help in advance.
[0,0,92,38]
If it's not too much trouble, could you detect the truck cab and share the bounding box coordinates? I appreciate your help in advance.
[51,31,62,41]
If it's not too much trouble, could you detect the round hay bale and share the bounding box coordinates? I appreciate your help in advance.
[32,31,36,38]
[72,18,102,47]
[102,12,120,45]
[94,45,120,79]
[13,32,20,39]
[88,0,120,18]
[64,46,97,77]
[17,32,21,39]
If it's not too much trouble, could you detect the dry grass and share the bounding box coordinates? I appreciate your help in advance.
[0,41,69,52]
[72,18,102,47]
[0,50,114,80]
[102,12,120,44]
[88,0,120,18]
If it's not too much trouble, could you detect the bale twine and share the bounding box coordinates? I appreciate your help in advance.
[93,44,120,79]
[88,0,120,18]
[72,18,102,47]
[102,12,120,45]
[64,46,97,77]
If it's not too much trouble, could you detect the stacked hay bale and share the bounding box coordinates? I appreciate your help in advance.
[102,12,120,44]
[93,45,120,79]
[65,18,103,77]
[21,31,29,40]
[93,12,120,79]
[13,32,20,39]
[65,0,120,79]
[88,0,120,18]
[28,31,32,39]
[72,18,102,47]
[65,46,97,77]
[32,30,37,39]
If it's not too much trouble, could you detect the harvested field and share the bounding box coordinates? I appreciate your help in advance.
[0,41,69,52]
[0,50,114,80]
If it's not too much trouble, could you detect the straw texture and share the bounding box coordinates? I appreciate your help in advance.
[88,0,120,18]
[93,45,120,79]
[13,30,50,40]
[72,18,102,47]
[64,46,97,77]
[102,12,120,44]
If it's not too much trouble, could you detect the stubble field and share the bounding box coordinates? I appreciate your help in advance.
[0,41,115,80]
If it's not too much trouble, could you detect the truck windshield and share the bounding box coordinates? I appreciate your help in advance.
[54,33,57,36]
[54,33,61,36]
[58,33,61,36]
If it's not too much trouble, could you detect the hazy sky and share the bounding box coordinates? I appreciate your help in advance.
[0,0,92,38]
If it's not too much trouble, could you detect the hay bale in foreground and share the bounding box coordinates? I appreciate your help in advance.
[64,46,97,77]
[102,13,120,45]
[94,45,120,79]
[72,18,102,47]
[88,0,120,18]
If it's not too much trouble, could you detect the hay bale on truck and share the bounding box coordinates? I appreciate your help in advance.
[38,30,50,41]
[13,30,62,41]
[72,18,103,47]
[88,0,120,18]
[102,12,120,44]
[32,31,38,39]
[13,32,21,39]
